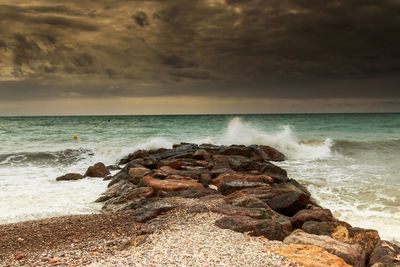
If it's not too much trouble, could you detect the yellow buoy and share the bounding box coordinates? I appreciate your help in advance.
[73,135,78,140]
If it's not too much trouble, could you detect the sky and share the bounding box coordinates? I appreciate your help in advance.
[0,0,400,115]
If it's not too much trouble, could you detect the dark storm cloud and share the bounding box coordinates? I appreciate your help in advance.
[0,0,400,101]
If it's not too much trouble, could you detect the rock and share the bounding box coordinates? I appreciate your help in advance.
[271,244,351,267]
[85,162,110,177]
[192,149,210,160]
[163,188,220,198]
[107,164,121,170]
[291,208,334,228]
[250,219,287,241]
[229,195,271,209]
[259,145,286,161]
[128,167,151,184]
[220,180,270,195]
[260,162,289,183]
[215,215,260,232]
[56,173,83,181]
[141,176,204,191]
[135,202,176,222]
[103,175,113,181]
[107,170,130,187]
[95,179,136,202]
[213,172,274,187]
[199,173,213,185]
[369,240,400,267]
[212,204,272,219]
[268,183,310,216]
[157,159,182,170]
[220,145,269,162]
[302,220,352,237]
[15,254,24,260]
[284,229,365,267]
[110,187,154,205]
[302,221,380,259]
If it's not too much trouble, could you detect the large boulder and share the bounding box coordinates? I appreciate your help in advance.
[102,186,155,212]
[213,172,274,187]
[141,176,203,191]
[250,219,287,241]
[369,240,400,267]
[302,221,380,260]
[259,145,286,161]
[56,173,83,181]
[271,244,352,267]
[291,208,335,228]
[128,167,151,184]
[284,229,366,267]
[192,149,210,160]
[219,180,271,195]
[85,162,110,177]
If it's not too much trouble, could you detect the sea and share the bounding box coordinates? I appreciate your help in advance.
[0,113,399,241]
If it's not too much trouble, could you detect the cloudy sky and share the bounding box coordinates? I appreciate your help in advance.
[0,0,399,115]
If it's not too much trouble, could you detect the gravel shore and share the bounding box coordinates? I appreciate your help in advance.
[0,199,298,267]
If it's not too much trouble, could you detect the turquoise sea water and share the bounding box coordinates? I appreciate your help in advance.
[0,113,399,240]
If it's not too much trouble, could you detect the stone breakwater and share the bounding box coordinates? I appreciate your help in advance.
[65,143,399,267]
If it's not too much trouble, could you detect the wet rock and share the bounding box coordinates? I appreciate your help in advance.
[103,175,113,181]
[284,229,365,267]
[260,162,289,183]
[369,240,400,267]
[199,173,213,186]
[214,172,274,187]
[56,173,83,181]
[291,207,334,228]
[85,162,110,177]
[259,145,286,161]
[271,244,352,267]
[212,204,272,219]
[135,202,176,223]
[107,170,130,187]
[220,180,270,195]
[128,167,151,184]
[250,219,287,241]
[215,215,260,232]
[95,180,136,202]
[141,176,203,191]
[229,195,270,209]
[192,149,210,160]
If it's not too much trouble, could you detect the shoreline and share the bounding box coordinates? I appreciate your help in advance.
[2,143,399,266]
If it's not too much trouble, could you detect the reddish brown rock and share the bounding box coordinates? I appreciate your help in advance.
[95,179,136,202]
[135,202,176,223]
[141,176,203,191]
[220,180,270,195]
[212,205,272,219]
[284,229,365,267]
[56,173,83,181]
[128,167,151,184]
[259,145,286,161]
[214,173,274,187]
[85,162,110,177]
[291,208,334,228]
[271,244,351,267]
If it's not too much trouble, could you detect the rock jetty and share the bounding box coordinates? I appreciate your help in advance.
[61,143,398,266]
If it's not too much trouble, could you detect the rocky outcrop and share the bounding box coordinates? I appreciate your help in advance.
[68,143,386,266]
[56,173,83,181]
[85,162,110,177]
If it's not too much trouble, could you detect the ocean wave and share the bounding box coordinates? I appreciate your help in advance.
[218,117,333,160]
[332,139,400,155]
[0,148,93,166]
